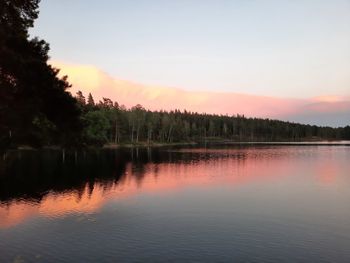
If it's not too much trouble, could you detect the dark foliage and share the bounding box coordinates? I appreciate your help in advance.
[78,92,350,145]
[1,1,348,149]
[0,0,82,148]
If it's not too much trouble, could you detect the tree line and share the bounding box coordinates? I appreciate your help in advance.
[1,1,349,149]
[75,91,350,146]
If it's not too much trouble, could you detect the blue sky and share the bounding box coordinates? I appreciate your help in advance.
[31,0,350,98]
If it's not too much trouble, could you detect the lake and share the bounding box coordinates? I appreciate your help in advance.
[1,144,350,262]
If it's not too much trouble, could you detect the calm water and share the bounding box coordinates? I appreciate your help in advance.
[0,145,350,262]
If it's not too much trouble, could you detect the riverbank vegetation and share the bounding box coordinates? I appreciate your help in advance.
[75,92,350,147]
[1,1,349,149]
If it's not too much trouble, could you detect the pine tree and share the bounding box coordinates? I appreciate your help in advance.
[0,0,82,147]
[87,93,95,106]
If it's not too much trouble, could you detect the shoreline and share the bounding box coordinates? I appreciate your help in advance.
[3,139,349,152]
[103,142,198,149]
[104,140,350,149]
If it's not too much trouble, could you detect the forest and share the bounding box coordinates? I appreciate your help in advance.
[74,91,350,147]
[1,0,349,149]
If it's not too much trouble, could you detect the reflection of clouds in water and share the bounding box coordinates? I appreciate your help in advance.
[0,146,348,229]
[316,162,338,185]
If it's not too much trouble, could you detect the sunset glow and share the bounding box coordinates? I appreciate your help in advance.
[0,147,337,229]
[2,1,350,261]
[54,61,350,127]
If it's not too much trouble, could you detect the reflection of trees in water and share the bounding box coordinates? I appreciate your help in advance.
[0,146,304,204]
[0,149,130,203]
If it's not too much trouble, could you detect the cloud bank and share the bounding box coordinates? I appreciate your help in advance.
[53,61,350,127]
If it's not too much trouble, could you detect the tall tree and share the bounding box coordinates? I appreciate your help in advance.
[76,91,86,106]
[0,0,82,147]
[87,93,95,106]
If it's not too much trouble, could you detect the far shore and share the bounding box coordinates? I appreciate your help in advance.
[3,139,349,152]
[103,140,350,149]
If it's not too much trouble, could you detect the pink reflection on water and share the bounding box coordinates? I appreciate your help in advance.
[316,162,338,185]
[0,148,343,229]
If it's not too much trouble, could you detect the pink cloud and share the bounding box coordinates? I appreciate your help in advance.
[52,61,350,127]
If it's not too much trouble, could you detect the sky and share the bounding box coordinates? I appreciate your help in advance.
[30,0,350,126]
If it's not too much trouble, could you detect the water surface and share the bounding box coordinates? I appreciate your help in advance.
[1,145,350,262]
